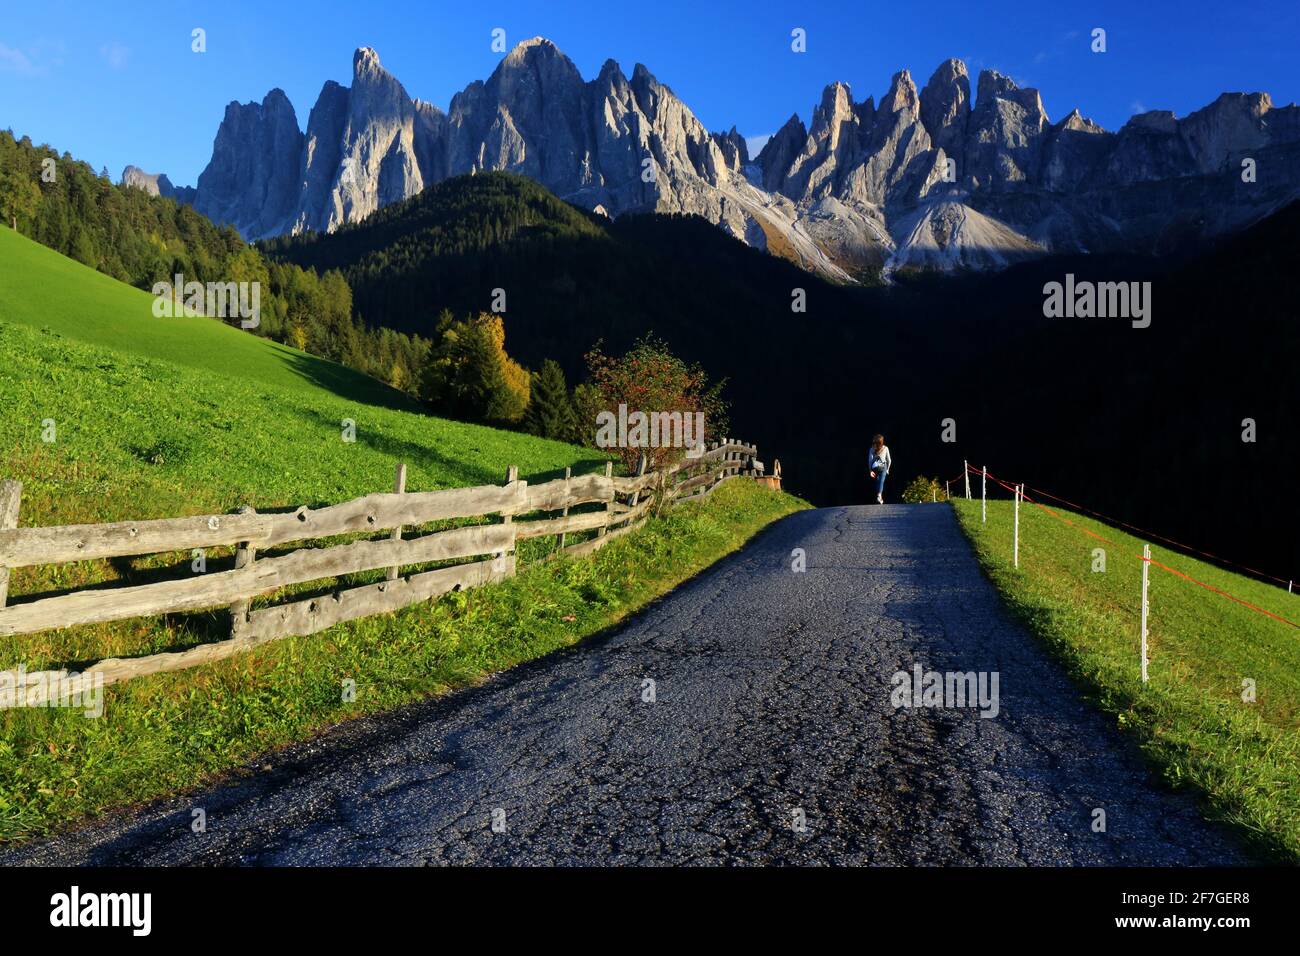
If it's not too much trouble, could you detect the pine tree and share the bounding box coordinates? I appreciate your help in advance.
[525,359,578,440]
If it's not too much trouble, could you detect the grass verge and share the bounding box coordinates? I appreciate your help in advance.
[952,496,1300,862]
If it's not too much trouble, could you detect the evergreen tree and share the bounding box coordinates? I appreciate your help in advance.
[420,313,529,424]
[525,359,578,441]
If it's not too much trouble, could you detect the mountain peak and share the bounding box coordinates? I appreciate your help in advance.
[493,36,582,88]
[263,88,294,111]
[922,59,970,108]
[821,81,853,103]
[929,58,969,82]
[881,69,920,113]
[515,36,555,52]
[1125,109,1178,133]
[1056,107,1104,133]
[121,165,183,200]
[353,46,382,75]
[920,60,971,158]
[500,36,574,72]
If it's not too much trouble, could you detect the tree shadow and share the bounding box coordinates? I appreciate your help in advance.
[298,407,606,487]
[272,343,422,413]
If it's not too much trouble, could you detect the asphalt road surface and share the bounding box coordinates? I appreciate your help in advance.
[4,505,1250,865]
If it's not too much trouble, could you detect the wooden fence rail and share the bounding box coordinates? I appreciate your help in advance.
[0,440,762,704]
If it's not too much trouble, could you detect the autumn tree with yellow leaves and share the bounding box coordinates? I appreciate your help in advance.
[419,312,530,425]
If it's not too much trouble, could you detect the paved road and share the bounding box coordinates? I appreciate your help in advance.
[5,506,1250,865]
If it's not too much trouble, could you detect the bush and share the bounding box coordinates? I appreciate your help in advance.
[579,335,728,475]
[900,475,948,503]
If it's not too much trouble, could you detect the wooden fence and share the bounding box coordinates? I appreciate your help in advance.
[0,440,760,704]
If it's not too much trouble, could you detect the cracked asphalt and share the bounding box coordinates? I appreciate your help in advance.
[4,505,1251,866]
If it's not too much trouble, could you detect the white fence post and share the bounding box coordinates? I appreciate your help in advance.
[1013,483,1020,568]
[964,461,970,500]
[981,466,987,524]
[1140,544,1150,684]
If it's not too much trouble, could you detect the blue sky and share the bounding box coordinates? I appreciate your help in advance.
[2,0,1297,186]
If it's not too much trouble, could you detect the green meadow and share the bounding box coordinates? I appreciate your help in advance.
[0,226,807,841]
[954,495,1300,861]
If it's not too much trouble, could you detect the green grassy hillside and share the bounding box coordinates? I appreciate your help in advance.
[0,225,605,522]
[0,224,410,408]
[0,226,806,841]
[953,496,1300,861]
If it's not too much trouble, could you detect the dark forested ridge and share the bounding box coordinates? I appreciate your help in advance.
[267,172,1298,582]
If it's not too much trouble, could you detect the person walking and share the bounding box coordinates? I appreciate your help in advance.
[869,434,891,504]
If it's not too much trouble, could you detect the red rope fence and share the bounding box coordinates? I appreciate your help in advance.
[964,464,1298,630]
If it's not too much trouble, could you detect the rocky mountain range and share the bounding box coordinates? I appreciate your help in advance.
[132,39,1300,280]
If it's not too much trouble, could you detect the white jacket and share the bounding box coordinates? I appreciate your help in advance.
[871,445,891,474]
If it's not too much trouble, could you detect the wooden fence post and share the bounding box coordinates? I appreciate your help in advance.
[497,465,518,571]
[557,466,572,552]
[386,462,407,582]
[229,504,258,638]
[503,466,518,526]
[0,481,22,608]
[598,461,613,536]
[1140,543,1150,684]
[629,450,647,508]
